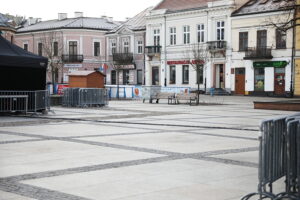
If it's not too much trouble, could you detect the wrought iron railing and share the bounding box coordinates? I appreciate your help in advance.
[62,54,84,63]
[145,46,161,56]
[207,41,227,51]
[244,47,273,59]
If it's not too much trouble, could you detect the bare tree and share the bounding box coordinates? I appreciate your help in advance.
[185,43,210,104]
[39,31,64,93]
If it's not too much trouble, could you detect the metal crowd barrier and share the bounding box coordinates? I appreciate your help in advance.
[0,90,49,113]
[241,114,300,200]
[62,88,108,107]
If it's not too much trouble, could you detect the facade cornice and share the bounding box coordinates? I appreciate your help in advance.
[16,28,108,36]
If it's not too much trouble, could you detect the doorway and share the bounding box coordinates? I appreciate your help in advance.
[274,68,285,95]
[152,67,159,86]
[215,64,225,88]
[235,68,245,95]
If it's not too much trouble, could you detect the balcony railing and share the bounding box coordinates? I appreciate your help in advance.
[112,53,134,65]
[207,41,227,51]
[145,46,161,56]
[62,54,84,63]
[244,47,273,60]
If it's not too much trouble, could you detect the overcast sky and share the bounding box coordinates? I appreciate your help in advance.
[1,0,162,21]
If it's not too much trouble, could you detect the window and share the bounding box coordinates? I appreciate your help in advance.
[38,43,43,56]
[197,24,205,43]
[137,70,143,85]
[138,41,143,54]
[170,27,176,45]
[239,32,248,51]
[276,29,286,49]
[94,42,100,56]
[182,65,189,84]
[69,41,77,55]
[169,65,176,84]
[154,29,160,46]
[257,30,267,48]
[216,21,225,41]
[254,68,265,91]
[23,43,28,51]
[183,25,190,44]
[110,39,116,55]
[123,40,129,53]
[196,65,204,84]
[111,70,116,85]
[53,42,58,56]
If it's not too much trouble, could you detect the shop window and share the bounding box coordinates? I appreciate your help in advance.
[169,65,176,84]
[111,70,116,85]
[254,68,265,91]
[137,70,143,85]
[182,65,189,84]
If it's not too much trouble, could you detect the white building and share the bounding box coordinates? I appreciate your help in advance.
[145,0,245,93]
[231,0,294,96]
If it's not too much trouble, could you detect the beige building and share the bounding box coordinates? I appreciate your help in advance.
[231,0,294,96]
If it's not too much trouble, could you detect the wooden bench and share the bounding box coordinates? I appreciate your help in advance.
[150,92,175,104]
[175,93,198,105]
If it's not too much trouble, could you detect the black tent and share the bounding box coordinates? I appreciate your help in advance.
[0,35,48,91]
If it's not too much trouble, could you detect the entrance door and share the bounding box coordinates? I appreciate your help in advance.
[215,64,224,88]
[274,68,285,95]
[235,68,245,95]
[152,67,159,85]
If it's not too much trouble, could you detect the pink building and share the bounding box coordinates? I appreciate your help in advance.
[14,12,120,84]
[0,13,16,43]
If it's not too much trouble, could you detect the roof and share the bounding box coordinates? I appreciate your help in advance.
[232,0,294,16]
[17,17,120,33]
[0,35,48,68]
[109,7,153,33]
[68,70,105,76]
[0,13,15,31]
[153,0,211,12]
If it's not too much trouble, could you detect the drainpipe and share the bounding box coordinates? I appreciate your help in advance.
[290,7,296,97]
[164,15,167,87]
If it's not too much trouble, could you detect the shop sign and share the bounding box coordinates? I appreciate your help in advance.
[116,64,136,70]
[167,60,204,65]
[253,61,288,68]
[64,64,82,68]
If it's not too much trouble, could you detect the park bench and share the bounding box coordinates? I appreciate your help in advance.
[175,93,198,105]
[150,92,175,104]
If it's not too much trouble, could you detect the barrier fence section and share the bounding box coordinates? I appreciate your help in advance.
[62,88,108,107]
[0,90,49,113]
[241,114,300,200]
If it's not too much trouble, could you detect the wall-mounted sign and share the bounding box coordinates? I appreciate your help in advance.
[253,61,288,68]
[64,64,83,68]
[167,60,204,65]
[116,64,136,70]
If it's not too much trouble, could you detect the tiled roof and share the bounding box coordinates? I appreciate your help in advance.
[232,0,294,16]
[109,7,153,33]
[17,17,120,33]
[154,0,211,12]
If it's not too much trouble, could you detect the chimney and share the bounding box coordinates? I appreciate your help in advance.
[107,17,113,22]
[74,12,83,18]
[58,13,67,20]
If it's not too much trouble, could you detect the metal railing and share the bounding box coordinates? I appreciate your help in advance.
[62,54,84,63]
[241,113,300,200]
[145,46,161,56]
[0,90,49,113]
[244,47,273,60]
[207,41,227,51]
[62,88,108,107]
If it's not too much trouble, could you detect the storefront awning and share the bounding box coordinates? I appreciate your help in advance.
[253,61,288,68]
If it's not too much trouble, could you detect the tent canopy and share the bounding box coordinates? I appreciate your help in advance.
[0,35,48,68]
[0,35,48,91]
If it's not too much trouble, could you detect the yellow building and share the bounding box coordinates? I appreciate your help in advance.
[294,0,300,96]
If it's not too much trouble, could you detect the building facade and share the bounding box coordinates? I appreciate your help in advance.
[294,0,300,96]
[231,0,294,96]
[105,7,152,86]
[145,0,239,94]
[14,12,120,84]
[0,13,16,43]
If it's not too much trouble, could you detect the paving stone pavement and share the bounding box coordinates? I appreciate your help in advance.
[0,96,297,200]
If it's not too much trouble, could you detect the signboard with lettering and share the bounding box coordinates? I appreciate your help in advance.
[253,61,288,68]
[116,64,136,70]
[64,64,83,68]
[167,60,204,65]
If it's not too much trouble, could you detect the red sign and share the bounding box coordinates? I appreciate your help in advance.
[57,84,69,95]
[167,60,204,65]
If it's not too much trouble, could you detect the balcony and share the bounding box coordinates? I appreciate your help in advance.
[244,47,273,60]
[112,53,134,65]
[207,41,227,52]
[62,54,84,63]
[145,46,161,57]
